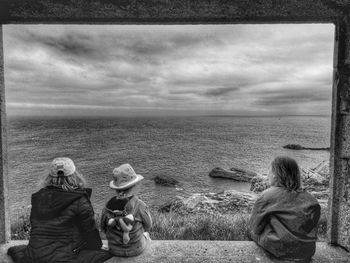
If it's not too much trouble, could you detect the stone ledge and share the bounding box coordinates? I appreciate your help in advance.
[0,241,349,263]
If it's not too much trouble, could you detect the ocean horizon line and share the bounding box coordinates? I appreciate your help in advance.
[6,114,331,120]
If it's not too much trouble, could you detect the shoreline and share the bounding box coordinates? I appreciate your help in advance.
[10,161,329,241]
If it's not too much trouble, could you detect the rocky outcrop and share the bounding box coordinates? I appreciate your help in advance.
[209,167,257,182]
[283,144,330,151]
[159,190,256,215]
[302,168,329,194]
[250,175,269,193]
[311,160,330,179]
[160,161,329,222]
[154,175,179,187]
[302,168,328,185]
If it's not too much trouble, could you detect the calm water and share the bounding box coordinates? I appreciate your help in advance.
[7,116,330,216]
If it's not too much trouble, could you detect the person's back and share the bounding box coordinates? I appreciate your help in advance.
[27,186,101,262]
[101,164,152,257]
[249,186,320,260]
[248,156,321,261]
[102,195,152,256]
[8,157,111,263]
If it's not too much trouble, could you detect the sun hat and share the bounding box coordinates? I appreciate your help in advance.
[49,157,76,177]
[109,164,144,190]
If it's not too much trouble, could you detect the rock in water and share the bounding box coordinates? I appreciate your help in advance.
[283,144,304,150]
[283,144,330,151]
[209,167,257,182]
[154,175,179,187]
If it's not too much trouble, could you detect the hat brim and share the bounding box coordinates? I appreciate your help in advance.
[109,174,144,190]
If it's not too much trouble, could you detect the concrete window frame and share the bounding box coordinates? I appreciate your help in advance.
[0,0,349,251]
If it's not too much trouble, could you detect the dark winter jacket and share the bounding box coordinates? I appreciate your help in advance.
[248,186,321,261]
[100,195,152,257]
[19,186,111,263]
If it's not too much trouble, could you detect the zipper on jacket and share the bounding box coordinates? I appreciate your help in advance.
[72,241,87,254]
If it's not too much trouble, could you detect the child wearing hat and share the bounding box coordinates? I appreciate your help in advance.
[100,164,152,257]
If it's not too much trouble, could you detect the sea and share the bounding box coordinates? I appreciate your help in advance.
[7,115,331,217]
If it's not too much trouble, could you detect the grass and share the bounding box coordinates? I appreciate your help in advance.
[11,206,31,240]
[11,209,327,241]
[151,212,250,240]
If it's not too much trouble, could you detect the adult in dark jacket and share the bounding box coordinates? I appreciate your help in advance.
[248,156,321,262]
[8,157,112,263]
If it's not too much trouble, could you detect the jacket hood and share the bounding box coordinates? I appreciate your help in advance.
[31,186,92,220]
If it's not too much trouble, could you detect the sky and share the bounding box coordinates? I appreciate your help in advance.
[3,24,334,117]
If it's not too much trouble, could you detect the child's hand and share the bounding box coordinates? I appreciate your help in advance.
[101,244,109,251]
[123,214,135,225]
[108,218,117,228]
[144,232,151,240]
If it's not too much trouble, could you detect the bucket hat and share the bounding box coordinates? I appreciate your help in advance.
[50,157,76,177]
[110,164,144,190]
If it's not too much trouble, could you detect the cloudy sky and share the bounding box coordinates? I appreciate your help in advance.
[3,24,334,117]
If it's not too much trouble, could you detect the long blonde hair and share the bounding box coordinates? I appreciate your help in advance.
[40,170,86,191]
[270,156,301,191]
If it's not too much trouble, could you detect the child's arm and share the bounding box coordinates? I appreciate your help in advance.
[248,195,268,242]
[100,207,115,232]
[139,202,152,232]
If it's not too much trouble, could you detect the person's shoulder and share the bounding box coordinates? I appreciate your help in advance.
[260,186,283,197]
[31,187,46,196]
[299,189,320,204]
[31,186,60,198]
[257,186,287,203]
[133,196,148,208]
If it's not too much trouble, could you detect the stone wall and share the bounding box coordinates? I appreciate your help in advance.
[0,25,10,244]
[0,0,350,250]
[0,0,345,23]
[1,240,349,263]
[329,15,350,249]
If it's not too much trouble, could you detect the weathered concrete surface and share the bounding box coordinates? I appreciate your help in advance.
[0,240,348,263]
[0,26,9,244]
[0,0,345,23]
[328,14,350,250]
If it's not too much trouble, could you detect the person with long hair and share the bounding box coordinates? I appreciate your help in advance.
[248,156,321,262]
[8,157,112,263]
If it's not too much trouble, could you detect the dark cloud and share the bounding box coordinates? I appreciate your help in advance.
[203,87,240,97]
[31,33,95,57]
[254,88,331,106]
[3,24,334,116]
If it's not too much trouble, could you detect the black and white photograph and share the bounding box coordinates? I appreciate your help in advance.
[0,1,350,263]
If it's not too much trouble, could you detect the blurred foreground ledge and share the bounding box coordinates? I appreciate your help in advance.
[1,240,349,263]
